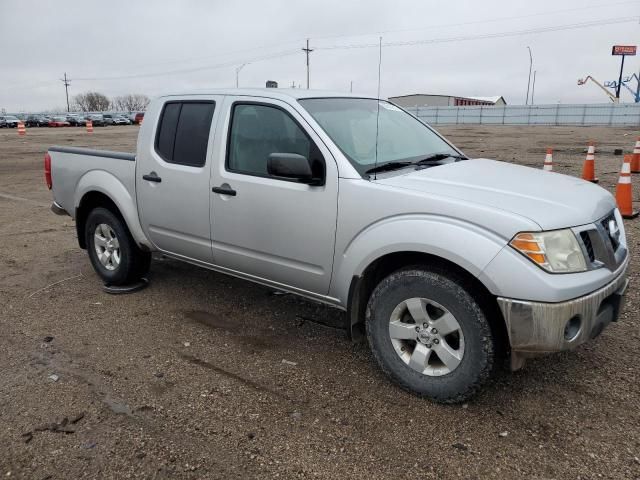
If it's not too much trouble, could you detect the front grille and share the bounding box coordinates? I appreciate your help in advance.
[580,231,596,262]
[575,210,625,271]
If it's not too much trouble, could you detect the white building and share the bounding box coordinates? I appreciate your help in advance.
[388,94,507,107]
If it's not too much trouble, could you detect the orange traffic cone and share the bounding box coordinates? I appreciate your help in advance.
[631,136,640,174]
[543,148,553,171]
[581,142,598,183]
[17,121,26,136]
[86,120,93,134]
[616,154,638,219]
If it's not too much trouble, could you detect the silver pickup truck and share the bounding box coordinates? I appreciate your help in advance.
[46,89,629,403]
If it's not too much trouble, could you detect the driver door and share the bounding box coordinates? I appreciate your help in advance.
[209,97,338,295]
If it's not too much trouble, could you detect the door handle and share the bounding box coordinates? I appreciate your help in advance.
[212,185,237,196]
[142,172,162,183]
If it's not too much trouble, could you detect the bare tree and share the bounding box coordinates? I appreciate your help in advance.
[73,92,111,112]
[112,94,150,112]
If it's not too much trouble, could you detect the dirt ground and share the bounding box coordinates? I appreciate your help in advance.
[0,124,638,480]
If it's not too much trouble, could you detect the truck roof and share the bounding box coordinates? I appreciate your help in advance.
[159,88,377,101]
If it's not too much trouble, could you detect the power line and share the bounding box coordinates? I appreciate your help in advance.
[308,0,639,41]
[73,49,300,82]
[127,0,636,73]
[315,16,638,51]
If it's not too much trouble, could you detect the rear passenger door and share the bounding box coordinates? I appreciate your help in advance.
[137,98,220,262]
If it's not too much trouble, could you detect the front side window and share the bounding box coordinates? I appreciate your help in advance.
[227,103,312,176]
[155,101,215,167]
[299,98,459,176]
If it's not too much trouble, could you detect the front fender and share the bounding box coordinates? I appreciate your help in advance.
[329,214,507,304]
[75,170,150,248]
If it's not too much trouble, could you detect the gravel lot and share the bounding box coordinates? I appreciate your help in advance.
[1,125,638,479]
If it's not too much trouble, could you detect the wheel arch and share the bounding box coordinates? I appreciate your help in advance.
[346,251,508,360]
[73,169,152,250]
[76,190,150,251]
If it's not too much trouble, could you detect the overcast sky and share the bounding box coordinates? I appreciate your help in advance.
[1,0,639,112]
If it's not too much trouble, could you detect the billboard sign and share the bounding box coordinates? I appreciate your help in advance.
[612,45,637,56]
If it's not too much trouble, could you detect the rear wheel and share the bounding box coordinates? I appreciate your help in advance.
[85,207,151,285]
[366,267,495,403]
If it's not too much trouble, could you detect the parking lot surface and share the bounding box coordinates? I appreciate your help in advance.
[1,125,638,479]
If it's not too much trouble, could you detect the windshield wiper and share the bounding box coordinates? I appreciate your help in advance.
[415,153,468,165]
[365,161,413,174]
[365,154,467,175]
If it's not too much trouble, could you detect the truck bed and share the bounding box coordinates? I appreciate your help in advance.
[49,145,137,223]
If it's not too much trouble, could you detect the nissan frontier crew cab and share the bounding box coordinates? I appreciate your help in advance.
[46,89,629,403]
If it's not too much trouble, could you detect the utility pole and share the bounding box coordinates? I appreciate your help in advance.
[531,70,537,105]
[302,39,313,89]
[60,72,71,112]
[350,80,353,93]
[616,55,626,102]
[525,47,533,105]
[235,63,247,88]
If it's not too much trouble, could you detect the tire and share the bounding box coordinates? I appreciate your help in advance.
[85,207,151,285]
[366,267,495,403]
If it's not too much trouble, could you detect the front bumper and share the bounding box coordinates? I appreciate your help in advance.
[497,257,629,370]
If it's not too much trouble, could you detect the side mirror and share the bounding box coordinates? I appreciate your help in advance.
[267,153,321,185]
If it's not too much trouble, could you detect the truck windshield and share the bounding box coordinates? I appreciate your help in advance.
[299,98,459,176]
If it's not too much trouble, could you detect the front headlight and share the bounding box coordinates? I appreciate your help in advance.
[510,229,587,273]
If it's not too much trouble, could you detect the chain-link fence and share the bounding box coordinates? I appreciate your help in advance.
[405,103,640,126]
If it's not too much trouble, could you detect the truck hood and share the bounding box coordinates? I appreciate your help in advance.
[375,159,615,230]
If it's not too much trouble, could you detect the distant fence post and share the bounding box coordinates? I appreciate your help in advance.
[554,104,560,126]
[479,105,484,124]
[502,107,506,125]
[456,107,459,125]
[435,107,439,124]
[609,104,615,126]
[581,104,587,125]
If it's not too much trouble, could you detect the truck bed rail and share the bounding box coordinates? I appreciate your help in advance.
[48,146,135,161]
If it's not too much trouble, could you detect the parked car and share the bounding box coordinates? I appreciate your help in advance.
[2,115,21,127]
[85,114,106,127]
[48,116,70,127]
[45,89,630,403]
[0,117,6,128]
[26,115,49,127]
[113,115,130,125]
[129,112,144,124]
[102,114,115,126]
[67,114,86,127]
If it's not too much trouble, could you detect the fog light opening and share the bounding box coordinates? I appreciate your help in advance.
[564,315,582,342]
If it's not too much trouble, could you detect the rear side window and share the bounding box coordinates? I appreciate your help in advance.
[155,101,215,167]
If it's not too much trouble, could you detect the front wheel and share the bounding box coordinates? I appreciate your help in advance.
[366,268,495,403]
[85,207,151,285]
